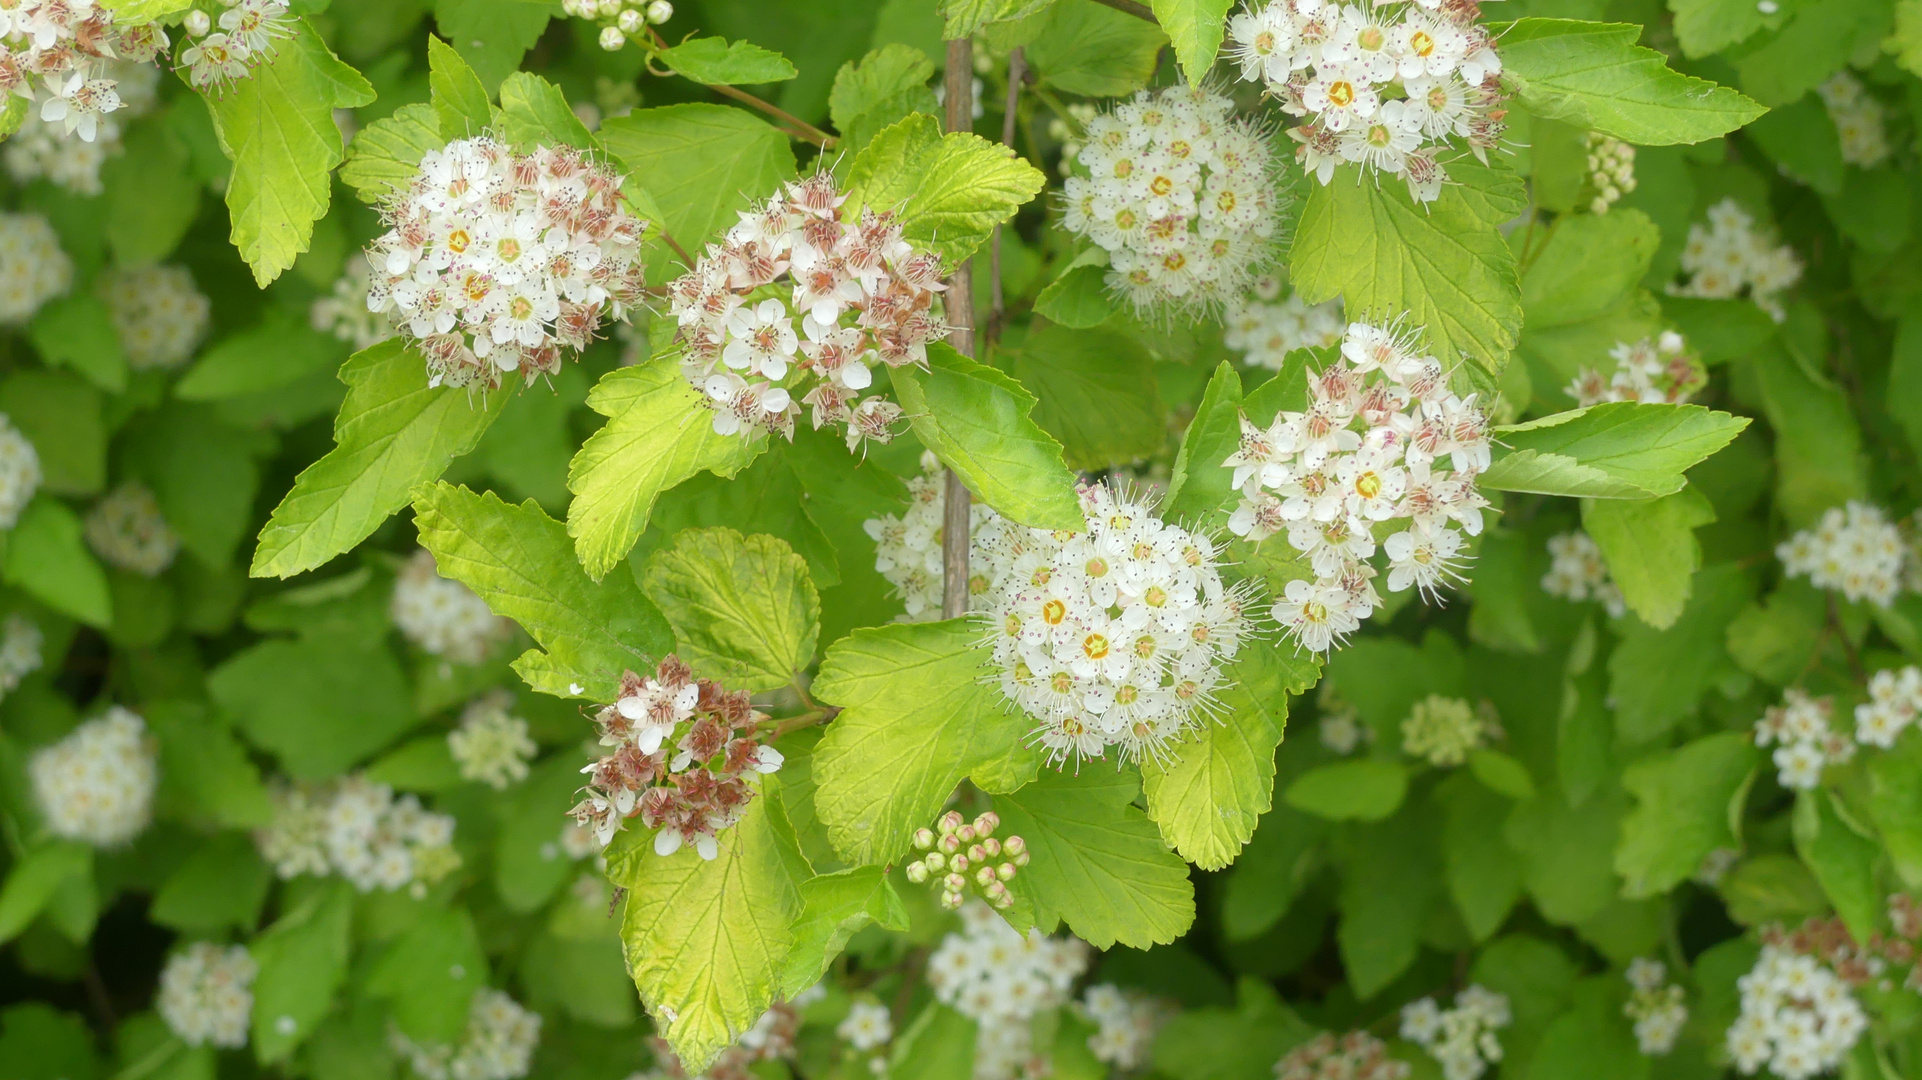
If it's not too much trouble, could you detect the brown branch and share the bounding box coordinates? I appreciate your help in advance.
[987,47,1025,346]
[707,82,838,148]
[1089,0,1157,22]
[942,37,977,621]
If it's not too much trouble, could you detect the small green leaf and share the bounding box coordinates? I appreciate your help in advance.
[176,312,347,401]
[600,104,797,267]
[892,342,1084,533]
[1031,252,1115,329]
[1615,732,1756,900]
[1336,809,1441,996]
[1580,486,1716,630]
[433,0,550,93]
[340,102,445,204]
[1010,325,1165,472]
[657,37,799,85]
[1481,402,1751,500]
[939,0,1056,38]
[1161,362,1242,527]
[780,866,909,998]
[0,842,90,946]
[0,369,104,496]
[364,907,486,1043]
[843,113,1048,265]
[1469,749,1537,801]
[148,703,274,829]
[1,497,111,628]
[829,45,938,156]
[429,33,494,139]
[1720,853,1829,928]
[642,527,820,692]
[498,71,598,152]
[150,833,271,935]
[209,631,415,778]
[250,879,353,1064]
[1440,776,1523,941]
[1868,735,1922,890]
[1150,0,1231,87]
[1029,0,1167,96]
[103,117,200,265]
[1284,760,1408,822]
[1667,0,1776,58]
[1607,564,1753,745]
[97,0,194,20]
[1793,790,1882,942]
[1498,19,1767,144]
[27,294,127,393]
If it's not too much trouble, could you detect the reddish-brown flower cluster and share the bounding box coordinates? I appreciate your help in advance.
[1764,896,1922,992]
[569,657,782,861]
[1275,1030,1410,1080]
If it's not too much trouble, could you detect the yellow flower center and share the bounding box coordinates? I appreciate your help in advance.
[1042,599,1067,625]
[1083,633,1110,660]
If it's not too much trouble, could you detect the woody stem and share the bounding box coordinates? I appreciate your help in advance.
[941,37,977,621]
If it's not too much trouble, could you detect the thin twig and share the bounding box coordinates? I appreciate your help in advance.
[942,37,977,621]
[1089,0,1157,22]
[988,47,1025,345]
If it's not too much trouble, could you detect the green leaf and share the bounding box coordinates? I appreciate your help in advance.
[1150,0,1231,87]
[177,313,346,402]
[1029,0,1167,96]
[206,22,374,286]
[600,104,797,263]
[1750,338,1869,526]
[1520,210,1661,331]
[1440,776,1523,941]
[1726,583,1827,685]
[1291,160,1524,376]
[1894,0,1922,78]
[1284,759,1408,822]
[565,361,765,582]
[642,527,820,692]
[123,406,261,568]
[1720,853,1829,927]
[0,843,89,946]
[1747,96,1844,197]
[1032,251,1115,329]
[657,37,800,85]
[150,833,271,935]
[1668,0,1775,58]
[497,71,598,153]
[103,117,200,265]
[1523,979,1650,1080]
[1161,361,1242,527]
[1469,748,1537,801]
[1606,564,1753,745]
[1505,785,1626,927]
[611,793,801,1074]
[493,756,590,912]
[1736,0,1883,107]
[780,866,909,997]
[829,45,939,155]
[148,703,274,829]
[251,339,511,579]
[0,1004,99,1080]
[892,342,1084,532]
[811,618,1035,865]
[1498,19,1766,144]
[993,767,1196,949]
[98,0,195,20]
[1010,325,1165,471]
[433,0,550,93]
[364,907,486,1043]
[1,498,110,628]
[1580,486,1716,630]
[1220,805,1324,941]
[1152,979,1314,1080]
[892,1004,977,1080]
[1869,735,1922,890]
[1481,403,1751,500]
[250,880,353,1064]
[843,112,1048,265]
[940,0,1056,38]
[340,103,445,204]
[1615,732,1756,899]
[411,482,673,702]
[1793,790,1882,942]
[429,33,494,140]
[1336,808,1441,997]
[0,369,103,496]
[210,630,415,778]
[27,294,127,393]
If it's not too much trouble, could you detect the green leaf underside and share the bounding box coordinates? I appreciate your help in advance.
[641,527,821,693]
[1481,402,1751,499]
[1498,19,1767,144]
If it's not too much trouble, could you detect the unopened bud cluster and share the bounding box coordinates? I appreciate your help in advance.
[177,0,297,95]
[1566,332,1702,407]
[1400,694,1489,767]
[904,810,1029,911]
[562,0,673,52]
[1584,132,1636,215]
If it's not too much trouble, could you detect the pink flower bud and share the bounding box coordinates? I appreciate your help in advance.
[938,810,964,834]
[967,844,985,863]
[980,837,1001,857]
[997,862,1016,881]
[956,824,976,843]
[940,890,963,910]
[950,854,969,873]
[1003,835,1026,858]
[905,861,929,884]
[925,852,945,871]
[975,865,996,887]
[944,872,967,892]
[912,827,935,850]
[1013,850,1030,867]
[938,833,961,855]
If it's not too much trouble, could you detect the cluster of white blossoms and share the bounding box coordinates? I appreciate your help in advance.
[254,776,460,895]
[1225,318,1492,653]
[1274,1030,1409,1080]
[0,411,42,530]
[392,989,542,1080]
[1728,945,1868,1080]
[1223,275,1344,372]
[665,172,948,448]
[564,0,672,52]
[175,0,297,94]
[984,482,1257,767]
[1584,132,1636,215]
[1079,984,1161,1071]
[84,482,179,576]
[865,454,1010,620]
[0,211,72,324]
[1777,502,1907,607]
[1565,332,1704,407]
[366,135,647,390]
[1400,694,1487,767]
[0,613,44,702]
[448,691,538,790]
[0,0,169,142]
[1399,986,1510,1080]
[928,903,1090,1080]
[836,1000,893,1052]
[29,706,156,846]
[1318,698,1370,754]
[103,264,212,371]
[1228,0,1506,204]
[5,61,159,195]
[1047,102,1100,177]
[1623,958,1687,1056]
[157,942,256,1049]
[1754,689,1854,791]
[1060,85,1280,316]
[1540,531,1626,617]
[1672,198,1802,322]
[1695,846,1740,887]
[1856,666,1922,748]
[310,261,393,351]
[392,549,512,665]
[1816,71,1889,169]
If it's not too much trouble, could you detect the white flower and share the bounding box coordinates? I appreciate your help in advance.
[838,1001,894,1051]
[1776,501,1906,608]
[392,549,511,665]
[29,706,157,847]
[1728,945,1865,1078]
[0,613,43,703]
[1540,531,1626,617]
[159,942,257,1048]
[1623,958,1687,1056]
[311,261,395,350]
[84,482,179,576]
[102,264,212,371]
[393,989,542,1080]
[1817,71,1890,169]
[448,691,538,790]
[1566,333,1702,407]
[1672,198,1801,321]
[0,412,43,532]
[1855,666,1922,748]
[255,774,460,893]
[0,212,72,325]
[1275,1030,1410,1080]
[1755,689,1848,790]
[928,903,1090,1080]
[1403,987,1509,1080]
[865,453,1013,621]
[1079,984,1162,1071]
[1223,284,1344,371]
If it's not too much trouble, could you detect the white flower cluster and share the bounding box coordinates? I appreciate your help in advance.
[1229,0,1506,204]
[1399,986,1510,1080]
[1565,332,1703,407]
[985,482,1257,767]
[864,453,1008,621]
[0,211,72,324]
[1400,693,1486,767]
[311,261,394,351]
[1816,71,1889,169]
[1584,132,1636,215]
[84,481,179,576]
[0,0,169,142]
[5,61,158,195]
[0,613,43,702]
[928,903,1090,1080]
[0,411,42,530]
[1695,846,1740,886]
[1754,689,1853,791]
[562,0,672,52]
[392,989,542,1080]
[176,0,297,94]
[1777,502,1907,608]
[1274,1030,1409,1080]
[1672,198,1802,322]
[1079,984,1160,1071]
[392,549,512,665]
[1225,318,1491,653]
[1856,666,1922,748]
[1728,945,1868,1080]
[448,691,537,790]
[103,264,212,371]
[1624,958,1687,1056]
[366,135,647,390]
[1319,705,1369,754]
[1060,84,1280,316]
[1223,276,1344,372]
[1047,102,1099,177]
[836,1001,892,1052]
[254,775,460,895]
[665,172,947,448]
[1540,531,1626,618]
[158,942,256,1049]
[28,706,156,847]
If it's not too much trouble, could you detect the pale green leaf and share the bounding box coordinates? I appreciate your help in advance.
[251,340,511,579]
[250,880,353,1063]
[27,294,127,393]
[1,497,111,628]
[780,867,909,998]
[1892,0,1922,77]
[498,71,598,153]
[1468,748,1537,801]
[1010,325,1165,471]
[1161,362,1242,527]
[1284,759,1408,822]
[97,0,194,20]
[1792,790,1882,942]
[1615,732,1756,899]
[0,843,90,946]
[657,37,800,85]
[340,102,444,204]
[429,33,493,140]
[1029,0,1167,96]
[433,0,550,94]
[1480,402,1751,500]
[1150,0,1231,87]
[1607,563,1753,745]
[642,527,821,692]
[1580,486,1716,629]
[843,112,1047,265]
[1868,735,1922,890]
[829,45,938,155]
[940,0,1057,38]
[1498,19,1766,144]
[1669,0,1776,58]
[1520,210,1661,330]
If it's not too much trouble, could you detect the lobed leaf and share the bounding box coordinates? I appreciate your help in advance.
[843,113,1047,266]
[340,102,444,204]
[1150,0,1232,87]
[641,527,820,693]
[657,37,800,86]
